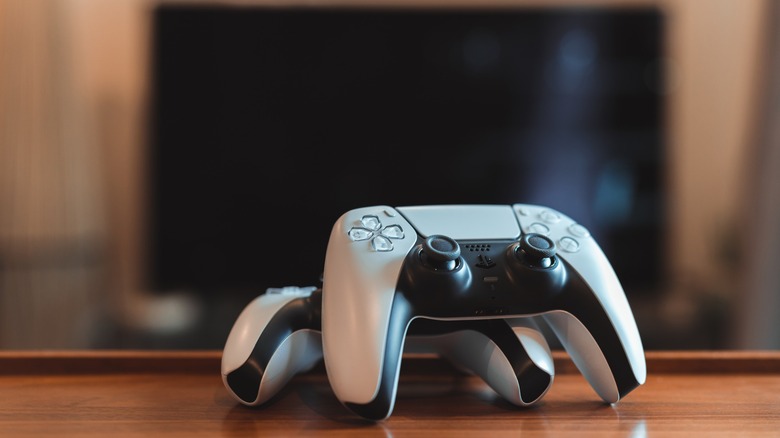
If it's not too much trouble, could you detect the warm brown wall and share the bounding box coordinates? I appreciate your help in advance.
[0,0,771,348]
[0,0,108,347]
[663,0,769,318]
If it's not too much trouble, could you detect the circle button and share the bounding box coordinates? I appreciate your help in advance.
[568,223,590,238]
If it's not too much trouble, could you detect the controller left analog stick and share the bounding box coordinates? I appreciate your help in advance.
[420,235,460,271]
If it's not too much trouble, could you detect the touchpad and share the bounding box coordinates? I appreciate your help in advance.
[397,205,521,240]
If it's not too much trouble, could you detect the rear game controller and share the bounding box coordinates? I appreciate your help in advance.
[221,286,554,410]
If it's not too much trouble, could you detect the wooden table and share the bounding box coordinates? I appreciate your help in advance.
[1,351,779,436]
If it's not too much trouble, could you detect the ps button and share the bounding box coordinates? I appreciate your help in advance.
[361,215,382,231]
[348,227,374,241]
[569,223,590,238]
[381,224,404,239]
[558,236,580,253]
[525,222,550,235]
[372,235,394,252]
[539,210,561,224]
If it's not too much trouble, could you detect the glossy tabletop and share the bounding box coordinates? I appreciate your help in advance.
[1,351,779,437]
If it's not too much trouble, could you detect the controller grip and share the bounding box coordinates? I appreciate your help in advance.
[222,291,322,406]
[541,309,645,403]
[225,330,322,405]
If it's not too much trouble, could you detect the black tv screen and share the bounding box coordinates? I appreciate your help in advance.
[147,5,665,301]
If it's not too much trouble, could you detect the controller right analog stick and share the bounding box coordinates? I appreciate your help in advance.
[518,233,557,268]
[420,235,460,271]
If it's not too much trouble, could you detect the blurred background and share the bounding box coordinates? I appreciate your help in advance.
[0,0,778,351]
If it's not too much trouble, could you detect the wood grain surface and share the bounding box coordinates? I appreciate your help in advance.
[0,351,779,437]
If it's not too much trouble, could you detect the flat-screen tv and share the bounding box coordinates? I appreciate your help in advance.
[146,5,666,307]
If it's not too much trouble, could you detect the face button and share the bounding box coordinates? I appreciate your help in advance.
[525,222,550,235]
[558,236,580,253]
[348,227,374,241]
[568,223,590,238]
[361,215,382,230]
[518,233,557,268]
[420,235,461,271]
[380,225,404,239]
[538,210,561,224]
[372,235,394,252]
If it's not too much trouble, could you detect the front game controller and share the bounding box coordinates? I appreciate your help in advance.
[221,286,554,410]
[322,204,646,420]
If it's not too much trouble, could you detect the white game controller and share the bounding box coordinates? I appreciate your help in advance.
[322,204,646,420]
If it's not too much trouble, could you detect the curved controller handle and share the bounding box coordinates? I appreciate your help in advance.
[221,287,554,416]
[322,204,645,418]
[513,203,646,402]
[221,286,322,406]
